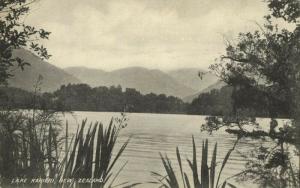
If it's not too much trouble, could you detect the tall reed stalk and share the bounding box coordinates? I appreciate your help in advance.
[0,110,62,187]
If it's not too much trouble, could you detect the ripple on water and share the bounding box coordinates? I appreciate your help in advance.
[59,112,284,188]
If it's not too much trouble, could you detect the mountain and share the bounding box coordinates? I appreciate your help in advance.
[64,66,107,87]
[65,66,196,98]
[8,49,81,92]
[183,81,226,103]
[168,68,226,102]
[167,68,219,91]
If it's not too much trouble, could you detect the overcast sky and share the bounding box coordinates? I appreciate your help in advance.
[26,0,269,71]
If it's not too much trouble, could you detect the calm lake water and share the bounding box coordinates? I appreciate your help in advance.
[59,112,288,188]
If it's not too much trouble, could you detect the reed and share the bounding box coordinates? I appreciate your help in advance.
[0,111,138,188]
[0,110,62,187]
[152,137,236,188]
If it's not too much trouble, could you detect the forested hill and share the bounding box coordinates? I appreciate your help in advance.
[0,84,234,115]
[64,67,196,98]
[7,50,221,99]
[167,68,219,92]
[8,49,80,91]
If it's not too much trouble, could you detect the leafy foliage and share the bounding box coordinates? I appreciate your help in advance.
[266,0,300,22]
[0,0,51,85]
[204,0,299,187]
[237,145,299,188]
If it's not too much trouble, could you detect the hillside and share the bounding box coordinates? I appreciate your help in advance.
[183,81,226,103]
[8,49,81,92]
[167,68,219,91]
[65,66,196,98]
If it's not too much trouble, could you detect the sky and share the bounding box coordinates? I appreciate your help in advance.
[25,0,269,71]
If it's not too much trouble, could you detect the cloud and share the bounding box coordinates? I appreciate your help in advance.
[26,0,269,71]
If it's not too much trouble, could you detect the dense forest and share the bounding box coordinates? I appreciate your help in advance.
[0,84,231,115]
[53,84,187,113]
[0,83,293,118]
[187,86,233,116]
[0,84,187,113]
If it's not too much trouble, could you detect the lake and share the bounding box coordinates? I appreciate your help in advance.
[59,111,284,188]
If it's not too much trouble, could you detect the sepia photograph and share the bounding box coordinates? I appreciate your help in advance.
[0,0,299,187]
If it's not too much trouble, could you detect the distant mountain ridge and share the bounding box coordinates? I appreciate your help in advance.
[167,68,226,102]
[65,66,224,99]
[183,81,226,102]
[7,49,223,100]
[8,49,81,92]
[167,68,219,91]
[65,66,197,98]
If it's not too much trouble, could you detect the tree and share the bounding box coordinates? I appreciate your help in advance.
[0,0,50,85]
[204,0,299,187]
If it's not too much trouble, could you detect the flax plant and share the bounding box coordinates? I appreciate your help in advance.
[152,137,237,188]
[59,116,140,188]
